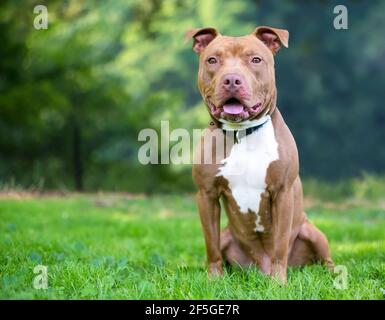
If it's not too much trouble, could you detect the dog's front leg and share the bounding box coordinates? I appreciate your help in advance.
[196,189,223,277]
[270,187,294,283]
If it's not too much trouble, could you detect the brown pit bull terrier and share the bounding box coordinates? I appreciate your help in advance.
[187,26,334,283]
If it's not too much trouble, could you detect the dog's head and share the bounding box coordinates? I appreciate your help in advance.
[186,26,289,123]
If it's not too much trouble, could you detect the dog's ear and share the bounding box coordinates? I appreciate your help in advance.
[185,27,219,54]
[253,26,289,55]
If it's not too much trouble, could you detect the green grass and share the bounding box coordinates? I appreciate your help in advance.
[0,194,384,299]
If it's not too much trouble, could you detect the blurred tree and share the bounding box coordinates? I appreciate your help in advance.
[0,0,384,192]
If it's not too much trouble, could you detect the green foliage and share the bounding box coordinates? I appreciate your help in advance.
[0,194,384,299]
[303,174,385,202]
[1,0,385,192]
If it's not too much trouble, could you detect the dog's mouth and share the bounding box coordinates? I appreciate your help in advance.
[222,98,245,115]
[208,98,263,122]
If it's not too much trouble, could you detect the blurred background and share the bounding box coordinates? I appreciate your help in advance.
[1,0,384,196]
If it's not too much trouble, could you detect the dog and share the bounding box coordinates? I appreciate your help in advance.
[187,26,334,283]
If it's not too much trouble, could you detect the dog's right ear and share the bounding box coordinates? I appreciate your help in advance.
[185,27,219,54]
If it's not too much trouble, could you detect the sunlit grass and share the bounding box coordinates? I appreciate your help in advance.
[0,194,384,299]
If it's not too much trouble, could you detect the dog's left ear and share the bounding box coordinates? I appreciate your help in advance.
[253,26,289,55]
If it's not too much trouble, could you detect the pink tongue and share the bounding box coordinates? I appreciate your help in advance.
[223,104,244,115]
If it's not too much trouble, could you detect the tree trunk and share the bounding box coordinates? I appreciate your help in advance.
[72,120,83,191]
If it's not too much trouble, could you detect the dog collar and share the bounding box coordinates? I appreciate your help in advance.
[219,115,271,138]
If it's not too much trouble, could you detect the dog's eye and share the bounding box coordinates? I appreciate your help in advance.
[207,57,217,64]
[251,57,262,64]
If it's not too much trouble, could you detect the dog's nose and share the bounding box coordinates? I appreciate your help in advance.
[222,74,243,91]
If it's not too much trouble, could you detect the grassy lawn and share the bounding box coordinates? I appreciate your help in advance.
[0,194,384,299]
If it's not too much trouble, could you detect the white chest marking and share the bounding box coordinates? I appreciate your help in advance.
[217,119,279,232]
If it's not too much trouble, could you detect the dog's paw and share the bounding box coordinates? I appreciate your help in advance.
[325,259,335,272]
[270,262,287,284]
[208,262,224,278]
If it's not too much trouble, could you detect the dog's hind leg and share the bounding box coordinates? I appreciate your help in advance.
[289,220,334,269]
[220,227,253,267]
